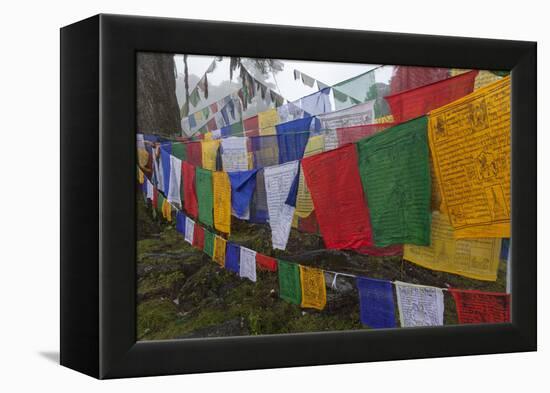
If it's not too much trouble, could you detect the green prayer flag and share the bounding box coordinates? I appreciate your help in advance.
[190,89,201,107]
[356,116,431,247]
[334,69,376,103]
[195,167,214,227]
[157,193,165,214]
[230,122,244,136]
[278,260,301,305]
[171,142,187,161]
[202,107,210,118]
[203,229,215,257]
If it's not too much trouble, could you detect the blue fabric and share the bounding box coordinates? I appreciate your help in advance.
[160,144,172,195]
[298,87,332,116]
[500,238,510,260]
[356,277,396,329]
[228,169,258,218]
[189,114,196,128]
[276,117,312,164]
[176,211,186,235]
[225,242,241,274]
[221,126,232,138]
[143,134,159,143]
[228,100,236,120]
[221,107,230,126]
[285,167,300,207]
[249,170,269,224]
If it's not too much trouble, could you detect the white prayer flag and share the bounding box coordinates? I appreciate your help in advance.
[264,161,299,250]
[239,246,257,282]
[221,137,249,172]
[184,217,195,245]
[146,179,154,200]
[167,155,182,205]
[395,281,445,327]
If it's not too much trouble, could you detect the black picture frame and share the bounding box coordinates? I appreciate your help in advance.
[60,14,537,379]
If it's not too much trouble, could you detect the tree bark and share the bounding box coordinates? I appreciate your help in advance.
[136,52,181,136]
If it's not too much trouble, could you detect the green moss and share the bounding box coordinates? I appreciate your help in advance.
[137,299,178,340]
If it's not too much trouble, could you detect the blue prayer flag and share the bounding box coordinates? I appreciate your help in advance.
[189,114,197,128]
[160,144,172,195]
[221,126,232,138]
[356,277,396,329]
[228,169,258,218]
[225,242,241,274]
[500,238,510,260]
[276,117,312,163]
[176,211,186,235]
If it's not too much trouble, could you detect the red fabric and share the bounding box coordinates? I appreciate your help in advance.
[355,244,403,256]
[152,187,158,209]
[210,102,218,113]
[207,118,217,132]
[301,144,374,250]
[193,224,205,250]
[389,66,450,95]
[385,70,479,123]
[336,123,395,146]
[186,141,202,167]
[298,211,319,234]
[244,115,259,131]
[449,289,510,324]
[256,253,278,272]
[182,161,199,218]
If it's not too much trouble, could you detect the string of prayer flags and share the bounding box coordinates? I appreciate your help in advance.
[256,253,277,272]
[160,145,172,195]
[184,216,195,245]
[239,246,257,282]
[299,265,327,310]
[428,77,511,238]
[213,235,226,267]
[385,70,478,123]
[225,242,241,274]
[203,229,215,258]
[176,211,186,235]
[357,277,397,329]
[264,161,299,250]
[404,212,502,281]
[278,260,302,305]
[228,169,258,219]
[212,171,232,234]
[167,155,182,206]
[182,161,199,218]
[356,117,431,247]
[395,282,444,327]
[195,167,214,227]
[221,137,249,172]
[258,108,280,136]
[186,141,202,167]
[301,144,374,251]
[449,289,510,324]
[193,224,205,250]
[201,139,220,171]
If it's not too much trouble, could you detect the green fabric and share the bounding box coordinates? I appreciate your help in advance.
[190,89,201,107]
[277,260,301,305]
[195,167,214,227]
[230,122,244,136]
[171,143,187,161]
[356,116,431,247]
[202,107,210,118]
[491,70,510,77]
[203,229,215,257]
[334,69,376,103]
[157,193,165,214]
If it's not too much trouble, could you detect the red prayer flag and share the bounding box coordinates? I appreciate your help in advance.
[298,211,319,234]
[244,115,259,131]
[355,244,403,256]
[449,289,510,324]
[210,102,218,113]
[385,70,479,123]
[182,161,199,218]
[193,224,205,250]
[301,144,374,250]
[186,141,202,167]
[207,118,217,132]
[152,187,158,209]
[256,253,278,272]
[389,66,450,95]
[336,123,395,146]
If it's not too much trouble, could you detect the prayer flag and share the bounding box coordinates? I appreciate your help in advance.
[228,169,258,219]
[295,135,325,218]
[449,289,510,324]
[160,144,172,195]
[182,161,199,218]
[249,170,269,224]
[167,155,182,205]
[201,139,220,171]
[171,142,187,161]
[195,167,214,227]
[301,144,374,250]
[357,277,397,329]
[389,66,450,95]
[239,246,257,282]
[213,171,232,234]
[258,108,280,136]
[213,236,226,267]
[203,229,215,258]
[278,260,301,305]
[395,282,444,327]
[193,224,205,250]
[184,217,195,245]
[176,211,186,235]
[224,242,241,274]
[356,117,431,247]
[221,137,249,172]
[428,77,510,238]
[275,117,313,163]
[336,123,394,147]
[299,265,327,310]
[256,253,277,272]
[186,141,202,167]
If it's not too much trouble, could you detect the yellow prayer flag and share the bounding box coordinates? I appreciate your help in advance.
[428,76,510,238]
[212,171,231,234]
[204,131,213,141]
[404,212,502,281]
[295,135,325,218]
[258,108,279,136]
[138,168,144,184]
[201,139,221,171]
[474,70,503,90]
[213,235,226,267]
[299,265,327,310]
[138,148,149,169]
[162,199,172,222]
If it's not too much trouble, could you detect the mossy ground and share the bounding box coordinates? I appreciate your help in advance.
[136,193,507,341]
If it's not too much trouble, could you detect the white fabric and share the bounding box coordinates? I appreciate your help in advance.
[212,129,222,140]
[221,137,249,172]
[167,155,182,205]
[395,281,444,327]
[146,179,154,200]
[264,161,299,250]
[136,133,145,150]
[239,246,257,282]
[184,217,195,245]
[154,148,163,192]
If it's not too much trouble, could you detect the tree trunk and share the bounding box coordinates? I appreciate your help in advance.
[136,52,181,136]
